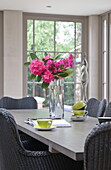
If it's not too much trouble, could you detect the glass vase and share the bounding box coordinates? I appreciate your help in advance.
[49,79,64,119]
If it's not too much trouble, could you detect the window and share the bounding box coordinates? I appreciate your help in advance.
[101,14,109,100]
[23,13,88,107]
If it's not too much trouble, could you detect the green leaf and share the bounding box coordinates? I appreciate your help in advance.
[44,52,48,56]
[28,56,33,62]
[54,76,59,79]
[30,53,38,60]
[49,58,54,60]
[37,75,42,82]
[57,72,68,77]
[42,59,47,64]
[41,82,49,89]
[30,74,36,80]
[60,65,64,69]
[55,54,61,60]
[64,69,73,75]
[24,62,30,67]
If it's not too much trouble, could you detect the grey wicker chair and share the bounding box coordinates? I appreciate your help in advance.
[0,108,83,170]
[86,98,107,118]
[0,96,48,151]
[84,122,111,170]
[0,96,37,109]
[104,102,111,117]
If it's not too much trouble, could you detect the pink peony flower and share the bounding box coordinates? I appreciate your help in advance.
[55,61,60,68]
[68,53,73,67]
[46,60,57,73]
[25,52,74,88]
[62,58,69,68]
[29,59,45,75]
[55,60,65,72]
[42,70,55,83]
[58,66,64,72]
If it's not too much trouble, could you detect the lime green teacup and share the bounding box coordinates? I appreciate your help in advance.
[72,101,86,110]
[37,119,52,128]
[72,110,88,116]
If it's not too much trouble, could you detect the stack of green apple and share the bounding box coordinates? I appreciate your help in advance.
[71,101,87,117]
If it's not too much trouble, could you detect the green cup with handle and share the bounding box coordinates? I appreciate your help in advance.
[72,101,86,110]
[72,110,88,116]
[37,119,52,128]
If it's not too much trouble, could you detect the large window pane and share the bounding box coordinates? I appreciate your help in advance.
[103,20,106,51]
[27,20,33,51]
[35,52,55,60]
[64,83,74,105]
[76,23,82,52]
[75,64,81,82]
[28,83,33,96]
[102,18,107,99]
[26,18,84,108]
[34,20,54,51]
[74,83,81,102]
[103,52,106,83]
[35,85,49,108]
[76,53,82,64]
[56,22,74,52]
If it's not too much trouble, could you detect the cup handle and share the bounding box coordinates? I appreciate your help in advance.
[48,121,52,128]
[85,111,88,115]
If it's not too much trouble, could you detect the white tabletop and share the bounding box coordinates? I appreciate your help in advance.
[10,109,98,161]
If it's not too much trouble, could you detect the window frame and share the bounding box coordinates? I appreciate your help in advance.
[23,13,88,103]
[101,13,109,101]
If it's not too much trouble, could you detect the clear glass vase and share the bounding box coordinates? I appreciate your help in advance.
[49,79,64,119]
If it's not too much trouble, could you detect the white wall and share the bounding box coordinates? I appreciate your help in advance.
[0,12,3,97]
[3,10,23,98]
[88,16,101,99]
[109,14,111,101]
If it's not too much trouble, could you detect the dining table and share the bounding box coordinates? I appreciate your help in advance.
[10,109,98,161]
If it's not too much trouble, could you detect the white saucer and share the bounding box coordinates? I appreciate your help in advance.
[34,125,56,131]
[71,115,87,121]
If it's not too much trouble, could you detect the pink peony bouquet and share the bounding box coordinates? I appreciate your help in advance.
[24,53,74,88]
